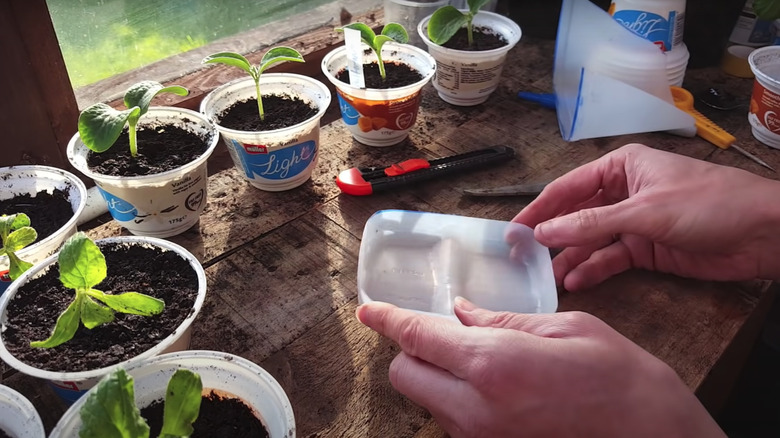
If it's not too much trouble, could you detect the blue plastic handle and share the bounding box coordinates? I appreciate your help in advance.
[517,92,556,109]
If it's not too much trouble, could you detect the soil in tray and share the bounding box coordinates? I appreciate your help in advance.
[217,95,318,132]
[142,390,269,438]
[87,124,210,177]
[336,61,423,89]
[2,241,198,372]
[441,26,508,51]
[0,188,73,243]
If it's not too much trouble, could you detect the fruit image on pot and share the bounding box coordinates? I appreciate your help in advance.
[200,48,331,191]
[0,166,87,295]
[0,234,207,405]
[418,0,522,106]
[68,81,219,238]
[322,22,436,147]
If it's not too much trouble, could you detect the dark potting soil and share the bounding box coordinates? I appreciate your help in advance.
[141,391,269,438]
[441,26,508,51]
[335,61,424,89]
[0,188,73,243]
[86,124,210,177]
[217,95,318,132]
[0,428,11,438]
[2,241,198,372]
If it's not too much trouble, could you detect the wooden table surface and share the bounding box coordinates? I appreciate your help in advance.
[3,36,779,437]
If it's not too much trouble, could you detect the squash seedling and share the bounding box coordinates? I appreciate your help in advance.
[78,81,189,158]
[30,232,165,349]
[427,0,492,47]
[202,47,305,121]
[0,213,37,281]
[335,23,409,81]
[79,368,202,438]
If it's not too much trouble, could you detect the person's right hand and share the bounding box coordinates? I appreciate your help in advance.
[510,143,780,290]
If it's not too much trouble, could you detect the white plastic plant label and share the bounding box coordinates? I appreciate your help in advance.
[344,27,366,89]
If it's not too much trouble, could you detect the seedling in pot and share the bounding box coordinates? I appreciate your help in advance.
[0,213,37,281]
[30,232,165,349]
[335,23,409,81]
[79,81,189,158]
[79,368,202,438]
[428,0,492,47]
[202,47,305,121]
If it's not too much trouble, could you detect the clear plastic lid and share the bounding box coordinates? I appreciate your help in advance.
[357,210,557,319]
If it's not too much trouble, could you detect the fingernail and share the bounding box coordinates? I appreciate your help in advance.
[454,296,476,311]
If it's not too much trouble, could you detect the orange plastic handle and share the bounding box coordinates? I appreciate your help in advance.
[670,86,736,149]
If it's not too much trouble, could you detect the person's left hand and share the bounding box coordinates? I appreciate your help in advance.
[356,299,726,438]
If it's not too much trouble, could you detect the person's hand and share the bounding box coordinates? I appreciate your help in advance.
[356,299,725,438]
[511,143,780,290]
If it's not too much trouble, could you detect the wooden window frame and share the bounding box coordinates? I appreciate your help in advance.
[0,0,382,172]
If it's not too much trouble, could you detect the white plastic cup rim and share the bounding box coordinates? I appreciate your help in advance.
[0,165,87,265]
[749,45,780,90]
[67,107,219,185]
[0,235,208,383]
[386,0,449,8]
[417,10,522,58]
[320,43,436,99]
[199,73,331,137]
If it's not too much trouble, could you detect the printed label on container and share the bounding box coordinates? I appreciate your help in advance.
[95,164,207,235]
[0,270,11,295]
[230,139,317,181]
[337,90,422,144]
[749,79,780,137]
[611,9,683,51]
[434,58,505,94]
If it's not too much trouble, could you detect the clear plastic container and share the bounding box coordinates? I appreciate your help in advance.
[50,350,295,438]
[357,210,557,319]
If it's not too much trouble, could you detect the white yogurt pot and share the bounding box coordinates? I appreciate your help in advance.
[749,46,780,149]
[67,107,219,238]
[50,350,295,438]
[200,74,330,191]
[0,384,45,438]
[321,43,435,147]
[0,236,207,405]
[418,10,521,106]
[0,166,87,295]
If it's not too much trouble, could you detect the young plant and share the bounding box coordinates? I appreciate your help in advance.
[335,23,409,81]
[202,47,305,121]
[0,213,37,281]
[30,232,165,349]
[78,81,189,158]
[427,0,492,47]
[79,368,202,438]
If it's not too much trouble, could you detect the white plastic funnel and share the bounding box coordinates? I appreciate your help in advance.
[553,0,695,141]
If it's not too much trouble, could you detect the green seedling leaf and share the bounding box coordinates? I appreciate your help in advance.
[79,369,150,438]
[427,6,470,45]
[159,370,203,438]
[7,253,33,282]
[202,52,256,79]
[78,80,188,157]
[259,46,305,73]
[754,0,780,20]
[467,0,492,15]
[0,213,37,281]
[381,23,409,44]
[31,233,165,349]
[203,47,305,121]
[29,294,83,348]
[89,290,165,316]
[80,296,116,329]
[59,233,106,290]
[336,22,409,80]
[78,104,141,153]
